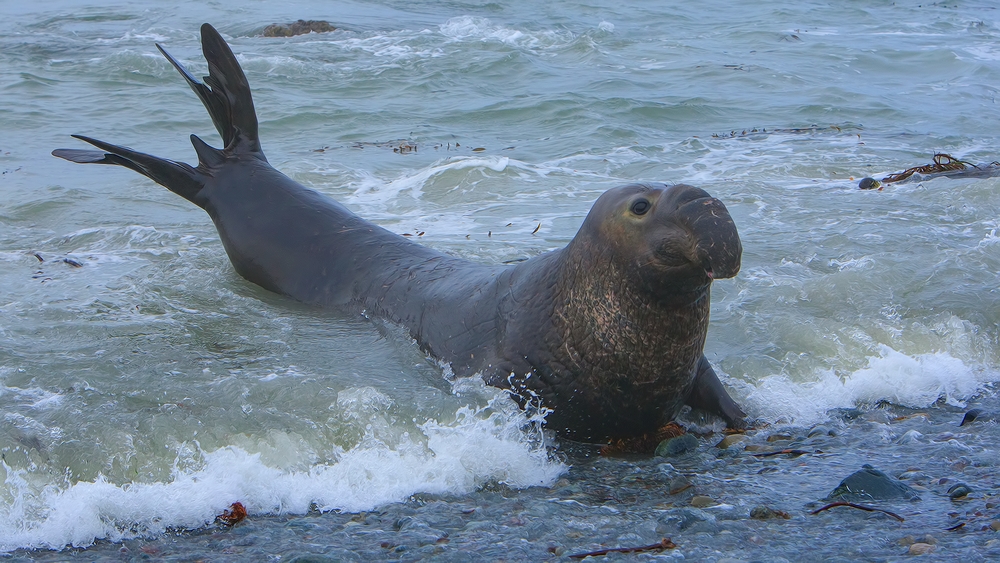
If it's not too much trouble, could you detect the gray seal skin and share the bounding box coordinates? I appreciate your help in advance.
[53,24,746,442]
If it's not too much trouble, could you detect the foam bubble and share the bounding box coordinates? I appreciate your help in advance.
[740,345,998,426]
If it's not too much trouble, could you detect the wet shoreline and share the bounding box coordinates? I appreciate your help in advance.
[10,391,999,562]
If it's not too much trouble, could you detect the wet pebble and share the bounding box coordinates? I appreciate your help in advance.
[669,474,692,494]
[960,408,982,426]
[896,469,930,483]
[262,20,336,37]
[766,433,792,442]
[749,506,791,520]
[690,496,716,508]
[655,434,698,457]
[282,553,347,563]
[991,520,1000,531]
[947,483,972,499]
[858,177,881,190]
[957,408,997,426]
[807,425,835,438]
[717,434,747,449]
[899,535,937,547]
[908,542,935,555]
[663,507,718,533]
[828,464,921,501]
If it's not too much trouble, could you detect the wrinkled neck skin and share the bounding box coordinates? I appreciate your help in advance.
[489,237,711,442]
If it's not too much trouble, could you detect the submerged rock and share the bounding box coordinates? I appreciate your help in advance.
[668,474,692,495]
[662,507,718,532]
[716,434,747,449]
[959,408,997,426]
[749,506,791,520]
[827,464,921,501]
[655,434,698,457]
[262,20,336,37]
[947,483,972,500]
[898,534,937,547]
[690,496,716,508]
[807,425,836,438]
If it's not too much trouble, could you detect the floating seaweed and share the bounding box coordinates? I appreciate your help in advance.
[811,501,904,522]
[859,153,1000,189]
[707,124,860,140]
[348,140,473,153]
[568,538,677,559]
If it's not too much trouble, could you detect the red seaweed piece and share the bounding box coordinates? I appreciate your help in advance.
[217,502,247,526]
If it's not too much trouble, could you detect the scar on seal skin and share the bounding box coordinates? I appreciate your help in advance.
[53,24,747,442]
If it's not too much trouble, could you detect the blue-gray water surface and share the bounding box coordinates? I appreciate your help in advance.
[2,1,1000,561]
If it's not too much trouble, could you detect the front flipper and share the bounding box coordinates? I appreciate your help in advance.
[686,356,747,429]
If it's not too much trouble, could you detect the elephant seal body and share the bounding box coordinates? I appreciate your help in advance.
[53,24,746,442]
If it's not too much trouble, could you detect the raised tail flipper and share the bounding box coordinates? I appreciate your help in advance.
[157,23,263,155]
[52,23,264,205]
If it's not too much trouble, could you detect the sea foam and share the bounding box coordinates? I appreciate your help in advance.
[741,345,997,426]
[0,391,564,552]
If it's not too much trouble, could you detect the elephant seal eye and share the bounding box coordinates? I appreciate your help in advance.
[631,199,650,215]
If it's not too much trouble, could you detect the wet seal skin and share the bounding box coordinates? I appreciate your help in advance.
[52,24,746,442]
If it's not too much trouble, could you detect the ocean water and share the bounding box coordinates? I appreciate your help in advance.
[2,0,1000,560]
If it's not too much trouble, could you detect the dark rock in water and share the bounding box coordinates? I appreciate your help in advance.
[690,495,716,508]
[668,474,692,494]
[960,408,982,426]
[858,177,881,190]
[832,407,865,421]
[827,464,921,501]
[655,434,698,457]
[750,505,791,520]
[716,434,746,449]
[947,483,972,499]
[663,507,718,532]
[959,408,998,426]
[262,20,336,37]
[282,553,348,563]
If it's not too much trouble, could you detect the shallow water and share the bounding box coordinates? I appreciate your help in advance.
[2,0,1000,560]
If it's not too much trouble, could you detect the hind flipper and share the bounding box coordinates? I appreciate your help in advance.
[51,148,145,173]
[51,135,204,206]
[156,24,262,155]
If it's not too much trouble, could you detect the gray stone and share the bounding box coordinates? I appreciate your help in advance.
[827,464,921,501]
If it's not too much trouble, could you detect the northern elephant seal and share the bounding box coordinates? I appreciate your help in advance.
[53,24,746,442]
